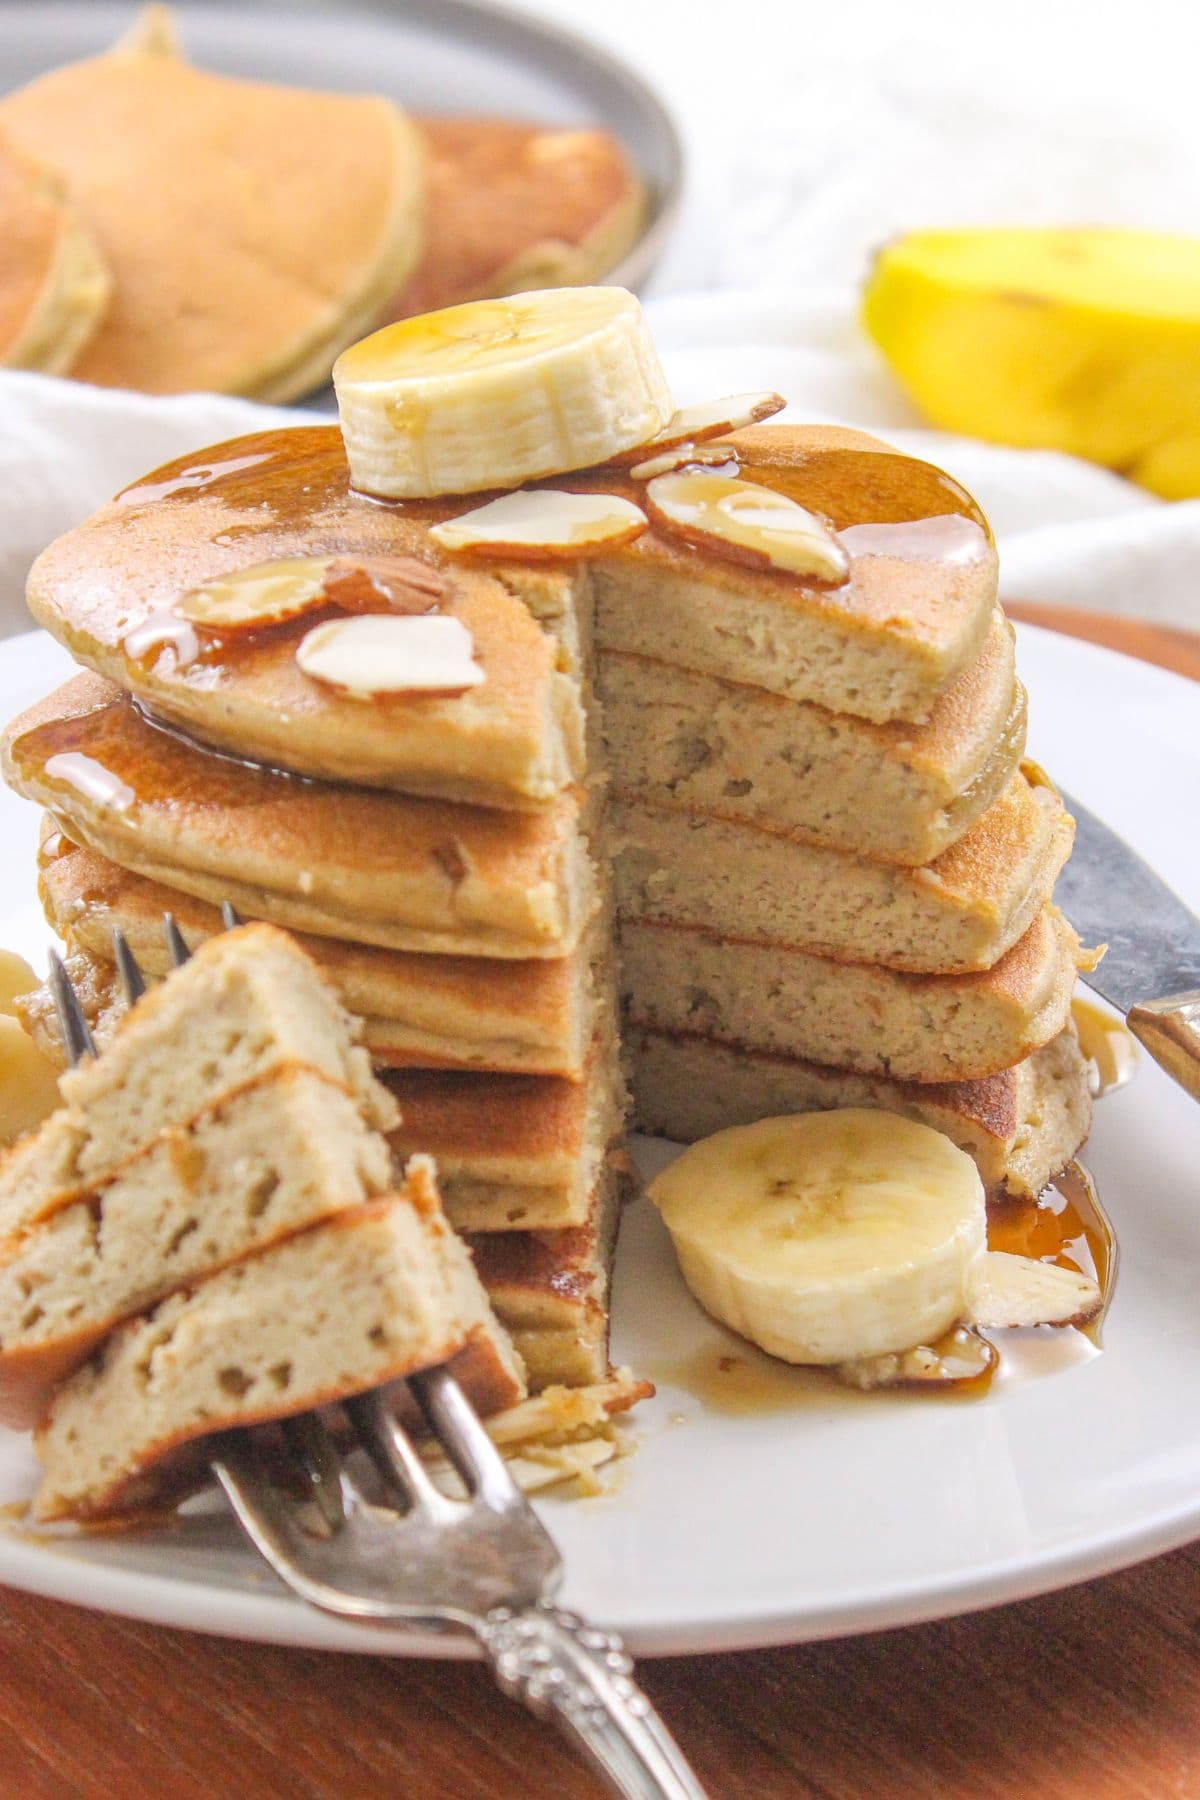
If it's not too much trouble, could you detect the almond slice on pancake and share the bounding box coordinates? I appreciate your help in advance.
[0,128,110,374]
[0,30,425,399]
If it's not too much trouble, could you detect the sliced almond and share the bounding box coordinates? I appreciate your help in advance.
[970,1250,1102,1330]
[429,489,648,559]
[321,553,446,615]
[176,557,334,632]
[646,470,849,582]
[837,1325,997,1390]
[629,441,742,480]
[296,614,484,698]
[615,391,786,464]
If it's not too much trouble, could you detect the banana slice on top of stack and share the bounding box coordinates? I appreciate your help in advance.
[648,1110,1103,1388]
[334,285,674,498]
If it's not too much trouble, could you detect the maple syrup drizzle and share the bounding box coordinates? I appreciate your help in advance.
[42,751,135,813]
[115,449,277,508]
[838,514,992,565]
[122,608,201,672]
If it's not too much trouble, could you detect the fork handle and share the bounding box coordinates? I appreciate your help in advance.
[479,1604,708,1799]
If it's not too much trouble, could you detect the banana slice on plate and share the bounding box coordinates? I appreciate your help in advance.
[334,286,673,499]
[648,1109,987,1365]
[647,1109,1102,1371]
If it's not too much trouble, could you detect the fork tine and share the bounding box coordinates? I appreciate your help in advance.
[162,913,191,969]
[221,901,242,931]
[344,1388,448,1515]
[47,948,96,1067]
[111,928,147,1006]
[280,1413,346,1531]
[408,1367,522,1509]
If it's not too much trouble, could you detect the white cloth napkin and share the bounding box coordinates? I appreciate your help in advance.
[1,290,1196,642]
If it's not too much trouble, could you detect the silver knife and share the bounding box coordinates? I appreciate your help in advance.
[1056,786,1200,1102]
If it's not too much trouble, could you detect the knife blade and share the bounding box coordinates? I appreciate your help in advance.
[1055,786,1200,1104]
[1055,786,1200,1012]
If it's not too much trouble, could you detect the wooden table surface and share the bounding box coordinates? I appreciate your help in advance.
[2,603,1197,1800]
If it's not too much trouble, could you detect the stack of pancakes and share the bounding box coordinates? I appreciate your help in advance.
[1,418,1094,1394]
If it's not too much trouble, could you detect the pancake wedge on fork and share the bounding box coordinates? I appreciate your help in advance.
[0,927,525,1476]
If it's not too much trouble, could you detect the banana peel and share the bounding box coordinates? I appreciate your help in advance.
[862,227,1200,498]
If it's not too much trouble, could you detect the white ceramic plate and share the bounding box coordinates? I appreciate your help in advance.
[0,622,1197,1658]
[0,0,683,302]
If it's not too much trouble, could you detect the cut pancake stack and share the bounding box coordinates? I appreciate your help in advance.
[578,421,1088,1195]
[1,295,1096,1432]
[0,924,525,1520]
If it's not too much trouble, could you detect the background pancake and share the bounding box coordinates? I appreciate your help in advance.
[391,116,645,318]
[0,128,109,374]
[0,38,425,399]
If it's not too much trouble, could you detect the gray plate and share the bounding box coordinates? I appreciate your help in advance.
[0,0,683,297]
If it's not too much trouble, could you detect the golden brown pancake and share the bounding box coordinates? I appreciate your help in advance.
[0,128,109,373]
[0,39,424,399]
[620,905,1082,1083]
[2,674,595,959]
[613,770,1074,975]
[391,116,644,319]
[468,1163,625,1389]
[25,425,999,822]
[37,828,595,1079]
[384,1050,624,1232]
[25,428,582,808]
[599,609,1026,866]
[629,1027,1092,1200]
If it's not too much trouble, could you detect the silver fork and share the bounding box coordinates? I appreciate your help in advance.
[46,917,706,1800]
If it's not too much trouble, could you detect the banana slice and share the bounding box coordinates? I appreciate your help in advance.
[0,1015,60,1148]
[648,1109,986,1365]
[334,287,673,499]
[0,948,38,1016]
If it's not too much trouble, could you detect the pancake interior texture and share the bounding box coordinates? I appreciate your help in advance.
[0,338,1102,1498]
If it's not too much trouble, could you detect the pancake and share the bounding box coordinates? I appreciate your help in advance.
[613,769,1073,975]
[629,1027,1092,1201]
[38,829,595,1078]
[25,426,1000,812]
[26,431,581,808]
[384,1053,625,1232]
[2,675,595,960]
[590,424,1000,724]
[31,1170,526,1522]
[0,39,425,399]
[0,1065,395,1427]
[598,609,1025,864]
[468,1163,624,1389]
[0,128,110,374]
[391,117,644,318]
[620,906,1082,1083]
[0,924,395,1221]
